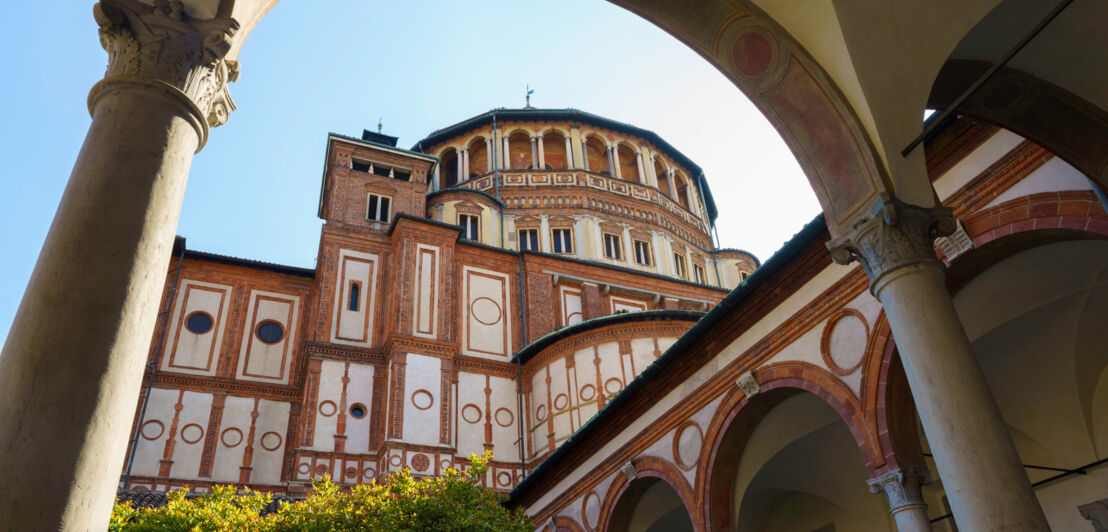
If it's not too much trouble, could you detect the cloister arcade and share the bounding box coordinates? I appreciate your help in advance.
[1,0,1106,529]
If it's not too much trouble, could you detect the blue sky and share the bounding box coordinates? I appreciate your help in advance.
[0,1,819,346]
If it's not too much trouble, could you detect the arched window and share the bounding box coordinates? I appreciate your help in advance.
[617,144,640,182]
[348,282,360,311]
[674,172,691,210]
[468,138,488,178]
[654,159,671,197]
[508,131,532,169]
[542,131,567,169]
[441,148,459,188]
[585,137,610,175]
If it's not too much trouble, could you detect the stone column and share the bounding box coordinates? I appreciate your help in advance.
[461,149,470,181]
[564,135,574,168]
[502,137,511,169]
[432,163,440,191]
[0,1,240,528]
[609,146,621,178]
[868,468,933,532]
[621,225,634,264]
[666,169,677,198]
[828,194,1049,530]
[456,148,464,182]
[634,151,646,184]
[485,138,493,172]
[581,138,590,171]
[530,136,538,169]
[539,215,551,253]
[537,135,546,169]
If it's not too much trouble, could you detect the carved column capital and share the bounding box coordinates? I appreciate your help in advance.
[91,0,241,148]
[867,467,930,513]
[826,193,955,296]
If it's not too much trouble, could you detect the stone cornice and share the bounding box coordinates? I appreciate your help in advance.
[92,0,240,149]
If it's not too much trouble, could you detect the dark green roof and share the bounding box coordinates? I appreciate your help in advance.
[412,108,718,222]
[511,310,706,365]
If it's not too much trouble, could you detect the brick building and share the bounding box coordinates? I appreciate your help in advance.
[120,108,758,496]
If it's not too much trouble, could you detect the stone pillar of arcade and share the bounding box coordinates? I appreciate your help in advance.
[0,1,241,528]
[828,195,1049,530]
[868,468,933,532]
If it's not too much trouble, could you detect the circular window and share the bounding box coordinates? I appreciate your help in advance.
[350,403,367,419]
[255,320,284,344]
[185,312,213,334]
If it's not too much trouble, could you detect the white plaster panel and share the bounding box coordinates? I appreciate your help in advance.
[462,266,512,358]
[560,286,583,327]
[656,337,677,353]
[526,262,855,513]
[250,399,290,485]
[986,156,1092,208]
[211,395,254,483]
[596,342,624,398]
[768,326,827,370]
[413,244,440,339]
[934,129,1023,201]
[331,249,379,347]
[236,290,299,384]
[344,363,375,454]
[631,337,660,378]
[610,295,648,314]
[547,358,572,444]
[311,360,345,450]
[847,290,883,326]
[573,348,600,425]
[828,314,867,371]
[169,391,213,480]
[162,280,231,376]
[402,354,441,445]
[130,387,179,478]
[490,376,522,461]
[457,372,487,457]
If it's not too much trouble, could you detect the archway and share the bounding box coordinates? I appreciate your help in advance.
[654,159,670,197]
[604,471,696,532]
[585,136,610,175]
[542,131,568,169]
[441,148,460,188]
[467,137,488,179]
[508,131,533,170]
[617,144,640,183]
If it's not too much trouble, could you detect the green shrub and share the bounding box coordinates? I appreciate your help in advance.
[111,451,531,531]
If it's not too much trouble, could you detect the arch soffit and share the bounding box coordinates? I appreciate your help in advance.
[694,361,878,528]
[598,456,698,532]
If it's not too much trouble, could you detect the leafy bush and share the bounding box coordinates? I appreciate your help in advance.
[111,451,531,531]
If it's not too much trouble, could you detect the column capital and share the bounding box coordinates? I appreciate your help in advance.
[92,0,241,148]
[867,467,930,513]
[826,193,955,296]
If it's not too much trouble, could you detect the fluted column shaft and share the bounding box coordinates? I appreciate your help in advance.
[0,1,240,528]
[829,194,1048,531]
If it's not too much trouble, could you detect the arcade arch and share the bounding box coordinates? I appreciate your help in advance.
[542,130,568,169]
[508,130,533,170]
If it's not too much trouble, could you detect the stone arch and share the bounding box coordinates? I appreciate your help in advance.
[673,171,692,210]
[466,136,488,178]
[696,362,880,531]
[549,515,585,532]
[860,312,927,475]
[653,157,671,197]
[584,135,610,175]
[542,129,569,170]
[616,143,641,183]
[440,147,460,188]
[507,129,533,170]
[599,456,699,532]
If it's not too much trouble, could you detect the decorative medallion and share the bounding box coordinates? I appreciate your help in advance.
[180,423,204,444]
[411,454,430,472]
[220,427,243,448]
[260,431,283,451]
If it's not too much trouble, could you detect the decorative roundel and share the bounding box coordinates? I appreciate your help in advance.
[411,390,434,410]
[535,404,548,422]
[318,400,337,417]
[411,454,430,472]
[314,464,328,477]
[494,407,514,428]
[470,297,503,325]
[260,431,283,451]
[362,468,376,481]
[820,309,869,376]
[349,403,367,419]
[344,467,358,479]
[553,393,569,411]
[732,30,774,78]
[180,423,204,444]
[583,491,601,529]
[297,463,310,475]
[255,320,285,344]
[220,427,243,448]
[461,404,482,424]
[389,454,404,467]
[604,377,624,395]
[440,459,452,471]
[579,384,596,401]
[673,421,704,471]
[496,471,513,487]
[140,420,164,440]
[184,312,213,334]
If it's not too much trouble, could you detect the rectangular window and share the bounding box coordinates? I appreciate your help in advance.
[693,264,706,284]
[348,282,361,311]
[459,214,479,240]
[633,240,652,266]
[352,159,371,173]
[673,253,687,279]
[519,229,539,251]
[552,228,573,254]
[367,193,391,223]
[603,233,622,260]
